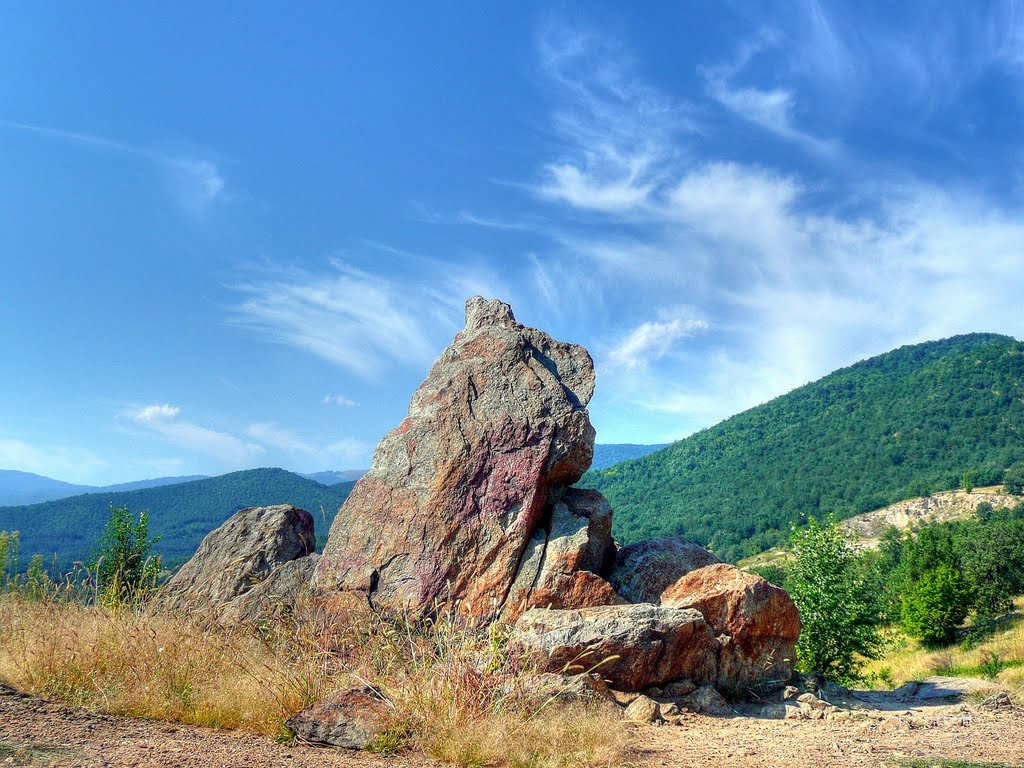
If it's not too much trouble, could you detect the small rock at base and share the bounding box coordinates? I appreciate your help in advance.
[782,685,800,701]
[681,685,732,716]
[624,695,662,723]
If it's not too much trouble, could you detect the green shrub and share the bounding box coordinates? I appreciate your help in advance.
[901,564,972,647]
[787,516,883,683]
[90,504,161,606]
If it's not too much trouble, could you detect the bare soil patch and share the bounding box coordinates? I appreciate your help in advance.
[2,684,1023,768]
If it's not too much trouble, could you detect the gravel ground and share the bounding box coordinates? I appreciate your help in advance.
[2,684,1023,767]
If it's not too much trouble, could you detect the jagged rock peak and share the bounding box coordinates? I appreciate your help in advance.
[464,295,519,333]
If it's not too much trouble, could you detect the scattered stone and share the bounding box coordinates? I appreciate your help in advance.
[313,297,604,624]
[623,695,662,723]
[161,505,315,616]
[609,536,720,604]
[979,692,1014,711]
[661,563,800,689]
[758,703,787,719]
[658,702,681,718]
[784,704,805,720]
[782,685,800,701]
[510,603,718,692]
[681,685,732,716]
[797,693,831,711]
[285,684,391,750]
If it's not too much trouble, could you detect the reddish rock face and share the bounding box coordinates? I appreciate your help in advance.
[313,297,598,623]
[610,536,721,604]
[510,604,719,692]
[660,563,800,690]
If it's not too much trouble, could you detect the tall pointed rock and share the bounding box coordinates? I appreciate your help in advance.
[313,297,598,623]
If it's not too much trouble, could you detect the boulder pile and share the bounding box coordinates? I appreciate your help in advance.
[167,297,801,710]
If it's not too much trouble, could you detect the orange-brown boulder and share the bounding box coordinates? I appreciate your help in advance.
[510,603,719,692]
[661,563,800,690]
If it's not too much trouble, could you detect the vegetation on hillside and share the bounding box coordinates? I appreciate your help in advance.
[760,502,1024,688]
[587,333,1024,561]
[0,469,354,570]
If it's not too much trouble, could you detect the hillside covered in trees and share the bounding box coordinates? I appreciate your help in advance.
[0,468,354,569]
[587,333,1024,561]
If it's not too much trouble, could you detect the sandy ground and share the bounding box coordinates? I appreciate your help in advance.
[2,684,1023,767]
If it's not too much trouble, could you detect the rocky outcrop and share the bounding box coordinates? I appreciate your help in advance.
[661,563,800,689]
[161,505,315,616]
[510,604,718,692]
[609,536,720,604]
[313,297,606,623]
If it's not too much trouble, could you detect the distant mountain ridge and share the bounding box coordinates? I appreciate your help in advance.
[588,333,1024,562]
[0,468,354,569]
[0,470,210,507]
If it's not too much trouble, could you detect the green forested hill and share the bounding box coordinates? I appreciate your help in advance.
[0,468,354,569]
[587,333,1024,562]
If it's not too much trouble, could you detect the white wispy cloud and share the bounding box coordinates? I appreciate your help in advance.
[244,422,371,467]
[0,119,225,214]
[606,312,709,371]
[699,33,837,155]
[522,22,1024,443]
[133,403,181,423]
[129,404,264,465]
[245,422,316,456]
[532,23,693,216]
[228,254,519,378]
[323,393,358,407]
[229,260,444,377]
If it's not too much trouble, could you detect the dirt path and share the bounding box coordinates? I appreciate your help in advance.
[2,685,1023,768]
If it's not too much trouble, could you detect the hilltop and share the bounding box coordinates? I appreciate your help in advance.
[0,468,354,569]
[587,333,1024,561]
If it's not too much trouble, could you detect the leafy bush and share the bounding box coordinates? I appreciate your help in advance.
[90,504,161,606]
[787,517,883,683]
[900,564,972,647]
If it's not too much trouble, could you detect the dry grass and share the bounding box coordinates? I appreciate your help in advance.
[0,589,624,767]
[861,597,1024,700]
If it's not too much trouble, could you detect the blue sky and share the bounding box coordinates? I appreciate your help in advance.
[3,2,1024,485]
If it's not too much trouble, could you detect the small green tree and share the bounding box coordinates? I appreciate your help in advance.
[901,564,972,646]
[1003,463,1024,495]
[787,516,883,683]
[90,504,161,606]
[961,471,975,494]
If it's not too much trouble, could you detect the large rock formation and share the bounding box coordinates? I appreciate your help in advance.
[313,297,614,623]
[510,604,719,692]
[161,504,315,617]
[661,563,800,689]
